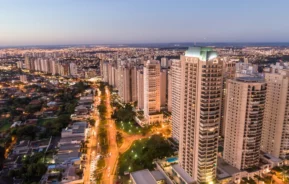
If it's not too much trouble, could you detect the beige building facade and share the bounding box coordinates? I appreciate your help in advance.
[261,63,289,159]
[178,47,223,183]
[223,77,266,170]
[143,60,162,123]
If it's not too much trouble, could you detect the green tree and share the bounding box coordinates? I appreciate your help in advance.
[88,119,96,126]
[25,104,42,114]
[112,104,135,122]
[14,125,39,140]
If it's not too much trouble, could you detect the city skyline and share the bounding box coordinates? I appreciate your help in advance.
[2,1,289,183]
[1,0,289,46]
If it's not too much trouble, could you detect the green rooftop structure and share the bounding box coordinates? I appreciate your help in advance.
[185,47,218,61]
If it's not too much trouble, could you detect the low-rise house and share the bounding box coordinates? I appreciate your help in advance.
[25,119,38,125]
[61,122,87,138]
[130,169,167,184]
[30,137,52,152]
[54,144,81,164]
[74,105,89,115]
[29,100,41,105]
[47,101,57,107]
[61,162,81,182]
[42,110,56,118]
[58,136,84,146]
[13,140,30,155]
[3,155,22,170]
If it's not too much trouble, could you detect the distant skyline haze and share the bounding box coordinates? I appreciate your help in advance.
[1,0,289,46]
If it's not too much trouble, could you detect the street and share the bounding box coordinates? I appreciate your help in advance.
[101,87,118,184]
[83,85,100,184]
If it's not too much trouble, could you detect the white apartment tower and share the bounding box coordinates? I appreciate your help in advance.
[160,69,168,108]
[118,66,133,103]
[69,63,78,76]
[131,67,138,102]
[171,60,182,142]
[178,47,223,183]
[102,62,109,83]
[51,60,58,75]
[167,70,172,112]
[137,69,144,110]
[220,59,237,136]
[223,77,266,170]
[143,60,162,123]
[261,63,289,159]
[24,56,30,70]
[19,75,28,83]
[16,61,23,69]
[161,57,168,68]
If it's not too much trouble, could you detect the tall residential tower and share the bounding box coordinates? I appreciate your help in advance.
[171,59,182,142]
[178,47,223,183]
[261,63,289,159]
[143,60,163,123]
[223,77,266,170]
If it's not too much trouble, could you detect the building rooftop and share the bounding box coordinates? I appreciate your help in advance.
[130,169,157,184]
[262,153,282,163]
[61,122,87,136]
[59,136,84,145]
[217,158,240,179]
[58,143,80,152]
[171,164,195,184]
[236,76,264,83]
[30,138,51,148]
[150,170,166,181]
[55,143,80,163]
[15,140,30,148]
[185,47,217,61]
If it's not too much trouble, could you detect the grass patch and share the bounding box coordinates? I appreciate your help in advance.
[118,138,148,175]
[115,121,151,136]
[116,121,143,135]
[0,121,11,132]
[97,158,105,170]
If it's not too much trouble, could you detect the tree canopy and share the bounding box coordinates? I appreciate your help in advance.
[112,104,135,122]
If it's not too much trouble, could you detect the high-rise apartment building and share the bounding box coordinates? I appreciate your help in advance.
[137,69,144,110]
[16,61,23,69]
[102,61,109,83]
[220,59,237,136]
[51,60,58,75]
[261,63,289,159]
[143,60,162,123]
[223,77,266,170]
[69,63,78,76]
[118,65,133,103]
[24,56,30,70]
[161,57,168,68]
[110,66,117,88]
[167,70,172,112]
[131,67,138,102]
[19,75,28,83]
[171,59,182,142]
[160,69,168,108]
[40,59,48,73]
[178,47,223,183]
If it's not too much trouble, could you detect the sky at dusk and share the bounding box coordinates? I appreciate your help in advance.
[0,0,289,46]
